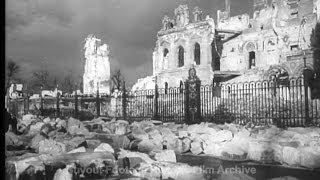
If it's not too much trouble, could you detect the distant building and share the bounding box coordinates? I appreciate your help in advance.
[83,34,111,95]
[8,83,23,99]
[132,0,319,90]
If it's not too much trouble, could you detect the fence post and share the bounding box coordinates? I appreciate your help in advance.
[40,86,43,116]
[96,86,100,117]
[25,91,29,115]
[184,65,202,125]
[153,83,159,120]
[56,92,60,118]
[74,92,78,118]
[122,82,127,120]
[303,68,310,126]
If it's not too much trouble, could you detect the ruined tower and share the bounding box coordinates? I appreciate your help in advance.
[83,34,111,95]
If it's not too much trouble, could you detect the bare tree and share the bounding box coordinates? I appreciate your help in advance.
[5,59,21,95]
[62,74,75,93]
[31,68,52,92]
[111,69,124,92]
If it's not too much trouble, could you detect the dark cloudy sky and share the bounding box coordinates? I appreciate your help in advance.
[6,0,252,87]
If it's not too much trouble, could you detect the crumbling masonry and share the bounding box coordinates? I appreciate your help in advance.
[133,0,320,90]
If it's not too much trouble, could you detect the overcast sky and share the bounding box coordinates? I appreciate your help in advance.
[6,0,251,87]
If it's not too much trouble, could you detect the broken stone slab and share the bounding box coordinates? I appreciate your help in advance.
[247,141,272,162]
[118,149,154,164]
[55,118,66,128]
[115,123,128,135]
[86,134,131,150]
[94,143,114,154]
[53,163,75,180]
[28,122,45,135]
[187,123,218,135]
[20,114,39,127]
[67,147,86,154]
[86,139,102,151]
[154,150,176,163]
[150,120,163,125]
[5,131,24,148]
[282,146,301,166]
[213,130,233,142]
[67,117,90,136]
[178,130,189,138]
[129,124,149,141]
[38,139,66,155]
[43,117,51,124]
[220,142,248,160]
[159,127,177,143]
[190,140,203,155]
[5,153,51,180]
[145,127,163,141]
[56,136,88,152]
[166,137,191,154]
[299,146,320,168]
[30,133,48,151]
[138,139,162,153]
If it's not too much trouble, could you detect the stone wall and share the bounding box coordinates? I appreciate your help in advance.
[217,0,318,77]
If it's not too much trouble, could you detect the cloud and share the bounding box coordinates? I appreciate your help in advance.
[6,0,251,87]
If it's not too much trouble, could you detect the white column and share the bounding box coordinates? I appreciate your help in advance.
[186,39,193,67]
[169,42,175,69]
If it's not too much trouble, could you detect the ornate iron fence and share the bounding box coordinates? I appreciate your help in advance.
[7,75,320,127]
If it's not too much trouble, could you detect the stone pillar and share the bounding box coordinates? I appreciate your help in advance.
[201,38,209,66]
[169,42,175,69]
[186,39,193,67]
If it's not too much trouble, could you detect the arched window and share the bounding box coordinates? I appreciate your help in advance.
[178,46,184,67]
[163,48,169,57]
[194,43,201,65]
[165,82,168,94]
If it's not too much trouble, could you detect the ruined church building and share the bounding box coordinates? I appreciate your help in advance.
[146,0,320,90]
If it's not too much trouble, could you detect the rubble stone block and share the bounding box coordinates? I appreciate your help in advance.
[282,146,301,166]
[6,132,23,148]
[94,143,114,154]
[67,147,86,154]
[53,164,75,180]
[118,149,154,164]
[299,147,320,168]
[20,114,38,127]
[29,122,45,135]
[138,139,162,153]
[190,140,203,155]
[67,118,90,136]
[38,139,66,155]
[154,150,176,162]
[213,130,233,142]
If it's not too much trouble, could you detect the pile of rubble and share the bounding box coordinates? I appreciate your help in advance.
[5,114,320,179]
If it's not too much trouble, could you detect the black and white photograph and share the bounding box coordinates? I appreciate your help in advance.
[4,0,320,179]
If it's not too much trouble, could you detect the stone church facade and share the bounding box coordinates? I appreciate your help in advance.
[132,0,320,91]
